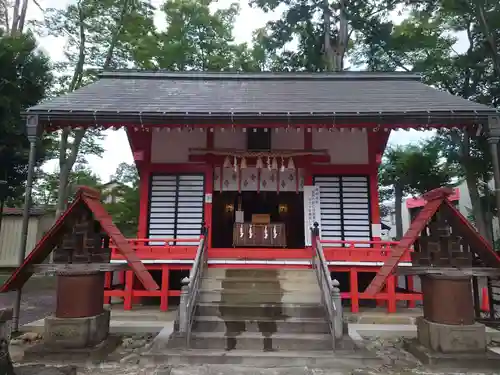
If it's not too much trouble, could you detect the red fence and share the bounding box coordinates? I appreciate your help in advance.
[110,238,412,263]
[106,237,420,313]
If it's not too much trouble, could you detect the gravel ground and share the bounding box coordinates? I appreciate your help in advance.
[15,336,499,375]
[0,275,56,326]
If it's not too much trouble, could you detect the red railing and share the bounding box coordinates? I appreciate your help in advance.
[110,238,200,260]
[320,239,413,263]
[106,236,420,314]
[110,237,412,263]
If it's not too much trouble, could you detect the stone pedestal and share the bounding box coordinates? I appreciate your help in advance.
[405,274,500,368]
[44,309,110,349]
[23,269,119,362]
[24,308,119,362]
[0,308,14,375]
[0,308,12,341]
[416,316,486,353]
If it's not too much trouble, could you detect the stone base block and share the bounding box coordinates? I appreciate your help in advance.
[14,365,76,375]
[0,308,13,341]
[23,335,121,363]
[416,316,486,353]
[405,339,500,369]
[44,309,110,349]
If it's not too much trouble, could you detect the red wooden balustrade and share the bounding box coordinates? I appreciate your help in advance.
[104,237,421,313]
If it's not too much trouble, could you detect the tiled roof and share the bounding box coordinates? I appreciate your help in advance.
[27,71,497,126]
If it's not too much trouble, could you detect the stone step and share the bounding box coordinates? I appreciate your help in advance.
[192,315,330,334]
[201,279,320,291]
[187,331,334,351]
[198,289,321,304]
[204,269,317,281]
[197,302,326,319]
[143,349,382,369]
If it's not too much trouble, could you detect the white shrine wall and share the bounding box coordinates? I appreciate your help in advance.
[312,130,368,164]
[150,129,206,163]
[149,128,369,165]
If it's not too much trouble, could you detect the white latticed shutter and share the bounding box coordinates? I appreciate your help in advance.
[314,176,371,247]
[148,174,205,246]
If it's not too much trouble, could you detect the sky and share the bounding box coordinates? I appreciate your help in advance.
[30,0,433,181]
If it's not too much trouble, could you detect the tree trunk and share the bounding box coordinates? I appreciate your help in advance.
[322,0,335,71]
[54,0,130,219]
[334,0,348,71]
[55,166,70,218]
[55,128,85,218]
[465,169,491,243]
[17,0,28,33]
[474,3,500,78]
[0,0,10,34]
[394,185,404,240]
[460,130,492,243]
[10,0,20,34]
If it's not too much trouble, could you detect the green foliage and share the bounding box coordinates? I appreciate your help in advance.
[135,0,260,71]
[348,0,498,239]
[30,0,157,215]
[379,138,458,238]
[33,164,102,207]
[103,163,140,237]
[0,31,52,204]
[379,139,457,197]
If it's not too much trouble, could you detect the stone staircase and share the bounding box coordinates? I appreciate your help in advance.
[191,268,333,352]
[151,268,382,369]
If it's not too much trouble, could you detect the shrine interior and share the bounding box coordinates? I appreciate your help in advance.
[211,191,305,249]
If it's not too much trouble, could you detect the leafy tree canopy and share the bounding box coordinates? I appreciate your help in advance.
[379,138,458,238]
[0,31,52,204]
[103,163,140,237]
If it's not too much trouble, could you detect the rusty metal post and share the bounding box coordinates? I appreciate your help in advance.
[12,133,38,332]
[421,274,475,325]
[56,271,105,318]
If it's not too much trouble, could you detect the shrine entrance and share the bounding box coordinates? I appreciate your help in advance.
[211,191,305,249]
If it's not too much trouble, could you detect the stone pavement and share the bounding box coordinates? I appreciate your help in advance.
[12,336,500,375]
[72,363,500,375]
[0,279,56,325]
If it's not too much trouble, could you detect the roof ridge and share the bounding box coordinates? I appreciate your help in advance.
[98,70,422,81]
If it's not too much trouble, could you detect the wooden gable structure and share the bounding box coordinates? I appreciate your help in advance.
[366,187,500,295]
[1,186,158,292]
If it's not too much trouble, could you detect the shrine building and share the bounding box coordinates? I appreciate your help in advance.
[24,71,497,313]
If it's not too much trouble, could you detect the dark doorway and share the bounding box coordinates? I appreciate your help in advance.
[212,191,305,248]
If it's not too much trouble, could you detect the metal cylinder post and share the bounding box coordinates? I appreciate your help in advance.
[421,274,475,325]
[12,139,37,332]
[56,271,105,318]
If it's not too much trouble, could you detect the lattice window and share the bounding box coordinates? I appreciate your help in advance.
[148,174,205,246]
[313,175,372,246]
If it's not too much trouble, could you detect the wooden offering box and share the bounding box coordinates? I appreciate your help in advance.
[233,223,286,247]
